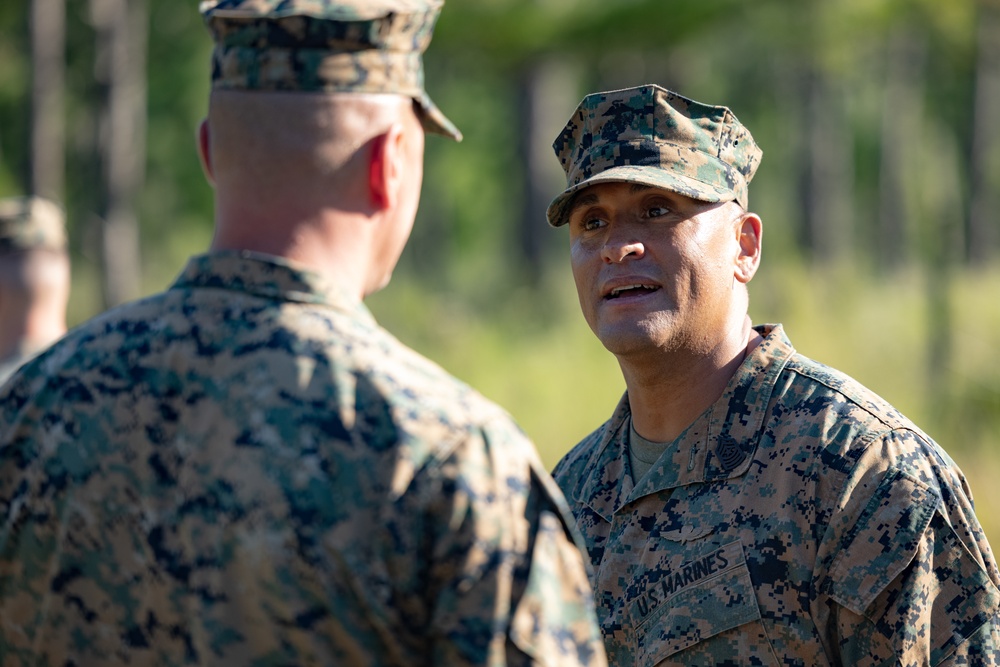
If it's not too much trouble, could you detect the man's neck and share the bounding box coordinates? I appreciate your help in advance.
[621,317,762,443]
[210,208,377,303]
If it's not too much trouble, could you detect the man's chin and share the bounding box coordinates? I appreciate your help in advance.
[594,314,675,354]
[596,328,662,358]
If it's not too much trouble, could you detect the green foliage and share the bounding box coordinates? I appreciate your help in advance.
[0,1,28,198]
[403,57,525,296]
[433,0,744,64]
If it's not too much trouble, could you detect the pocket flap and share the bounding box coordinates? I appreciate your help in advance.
[825,468,938,615]
[628,540,765,664]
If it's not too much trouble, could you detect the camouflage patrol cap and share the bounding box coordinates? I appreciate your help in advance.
[0,196,67,255]
[199,0,462,141]
[546,84,762,226]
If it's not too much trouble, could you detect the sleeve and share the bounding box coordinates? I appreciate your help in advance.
[818,458,1000,665]
[420,416,608,667]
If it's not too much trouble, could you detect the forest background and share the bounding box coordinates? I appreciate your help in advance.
[2,0,1000,545]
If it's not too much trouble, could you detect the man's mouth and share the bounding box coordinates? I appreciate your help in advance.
[606,284,659,300]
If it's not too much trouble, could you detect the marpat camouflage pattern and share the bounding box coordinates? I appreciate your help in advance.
[553,324,1000,665]
[200,0,461,140]
[0,252,607,666]
[546,84,761,227]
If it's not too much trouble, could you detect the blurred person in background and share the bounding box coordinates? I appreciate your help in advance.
[0,1,606,665]
[546,84,999,665]
[0,195,69,385]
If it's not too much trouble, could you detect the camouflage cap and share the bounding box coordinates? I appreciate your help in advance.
[199,0,461,141]
[0,196,67,255]
[546,84,762,226]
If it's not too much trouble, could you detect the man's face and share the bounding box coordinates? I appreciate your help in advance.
[567,181,745,360]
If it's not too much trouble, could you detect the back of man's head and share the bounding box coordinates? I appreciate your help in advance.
[206,91,417,220]
[198,0,461,201]
[198,0,460,295]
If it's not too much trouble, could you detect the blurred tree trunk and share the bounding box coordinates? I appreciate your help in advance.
[517,58,578,286]
[30,0,65,202]
[969,1,1000,265]
[922,127,964,421]
[877,25,926,271]
[800,68,854,263]
[91,0,147,308]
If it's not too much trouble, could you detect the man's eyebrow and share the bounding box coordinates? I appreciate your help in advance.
[567,191,600,214]
[568,183,659,216]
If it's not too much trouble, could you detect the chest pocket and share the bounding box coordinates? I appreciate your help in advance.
[627,540,779,667]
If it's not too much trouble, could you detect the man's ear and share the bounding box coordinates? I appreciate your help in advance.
[734,212,763,284]
[368,122,406,211]
[197,119,215,186]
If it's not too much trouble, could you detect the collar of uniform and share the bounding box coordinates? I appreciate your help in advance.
[171,250,374,323]
[576,392,635,523]
[576,323,794,521]
[698,323,794,483]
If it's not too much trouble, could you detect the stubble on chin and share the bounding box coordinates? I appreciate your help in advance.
[596,310,681,358]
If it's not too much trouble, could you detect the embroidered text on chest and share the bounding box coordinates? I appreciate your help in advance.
[631,541,743,619]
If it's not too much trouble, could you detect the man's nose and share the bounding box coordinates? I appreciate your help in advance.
[601,235,645,264]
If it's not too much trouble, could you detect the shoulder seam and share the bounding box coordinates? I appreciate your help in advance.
[784,356,909,432]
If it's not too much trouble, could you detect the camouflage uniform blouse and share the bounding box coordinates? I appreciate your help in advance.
[0,251,606,667]
[553,324,1000,666]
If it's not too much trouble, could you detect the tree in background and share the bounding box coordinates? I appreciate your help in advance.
[30,0,65,203]
[90,0,146,307]
[970,0,1000,264]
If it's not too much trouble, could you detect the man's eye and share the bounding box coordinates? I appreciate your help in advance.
[582,217,605,231]
[647,206,670,218]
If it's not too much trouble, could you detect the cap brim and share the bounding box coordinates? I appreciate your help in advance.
[416,92,462,142]
[545,165,736,227]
